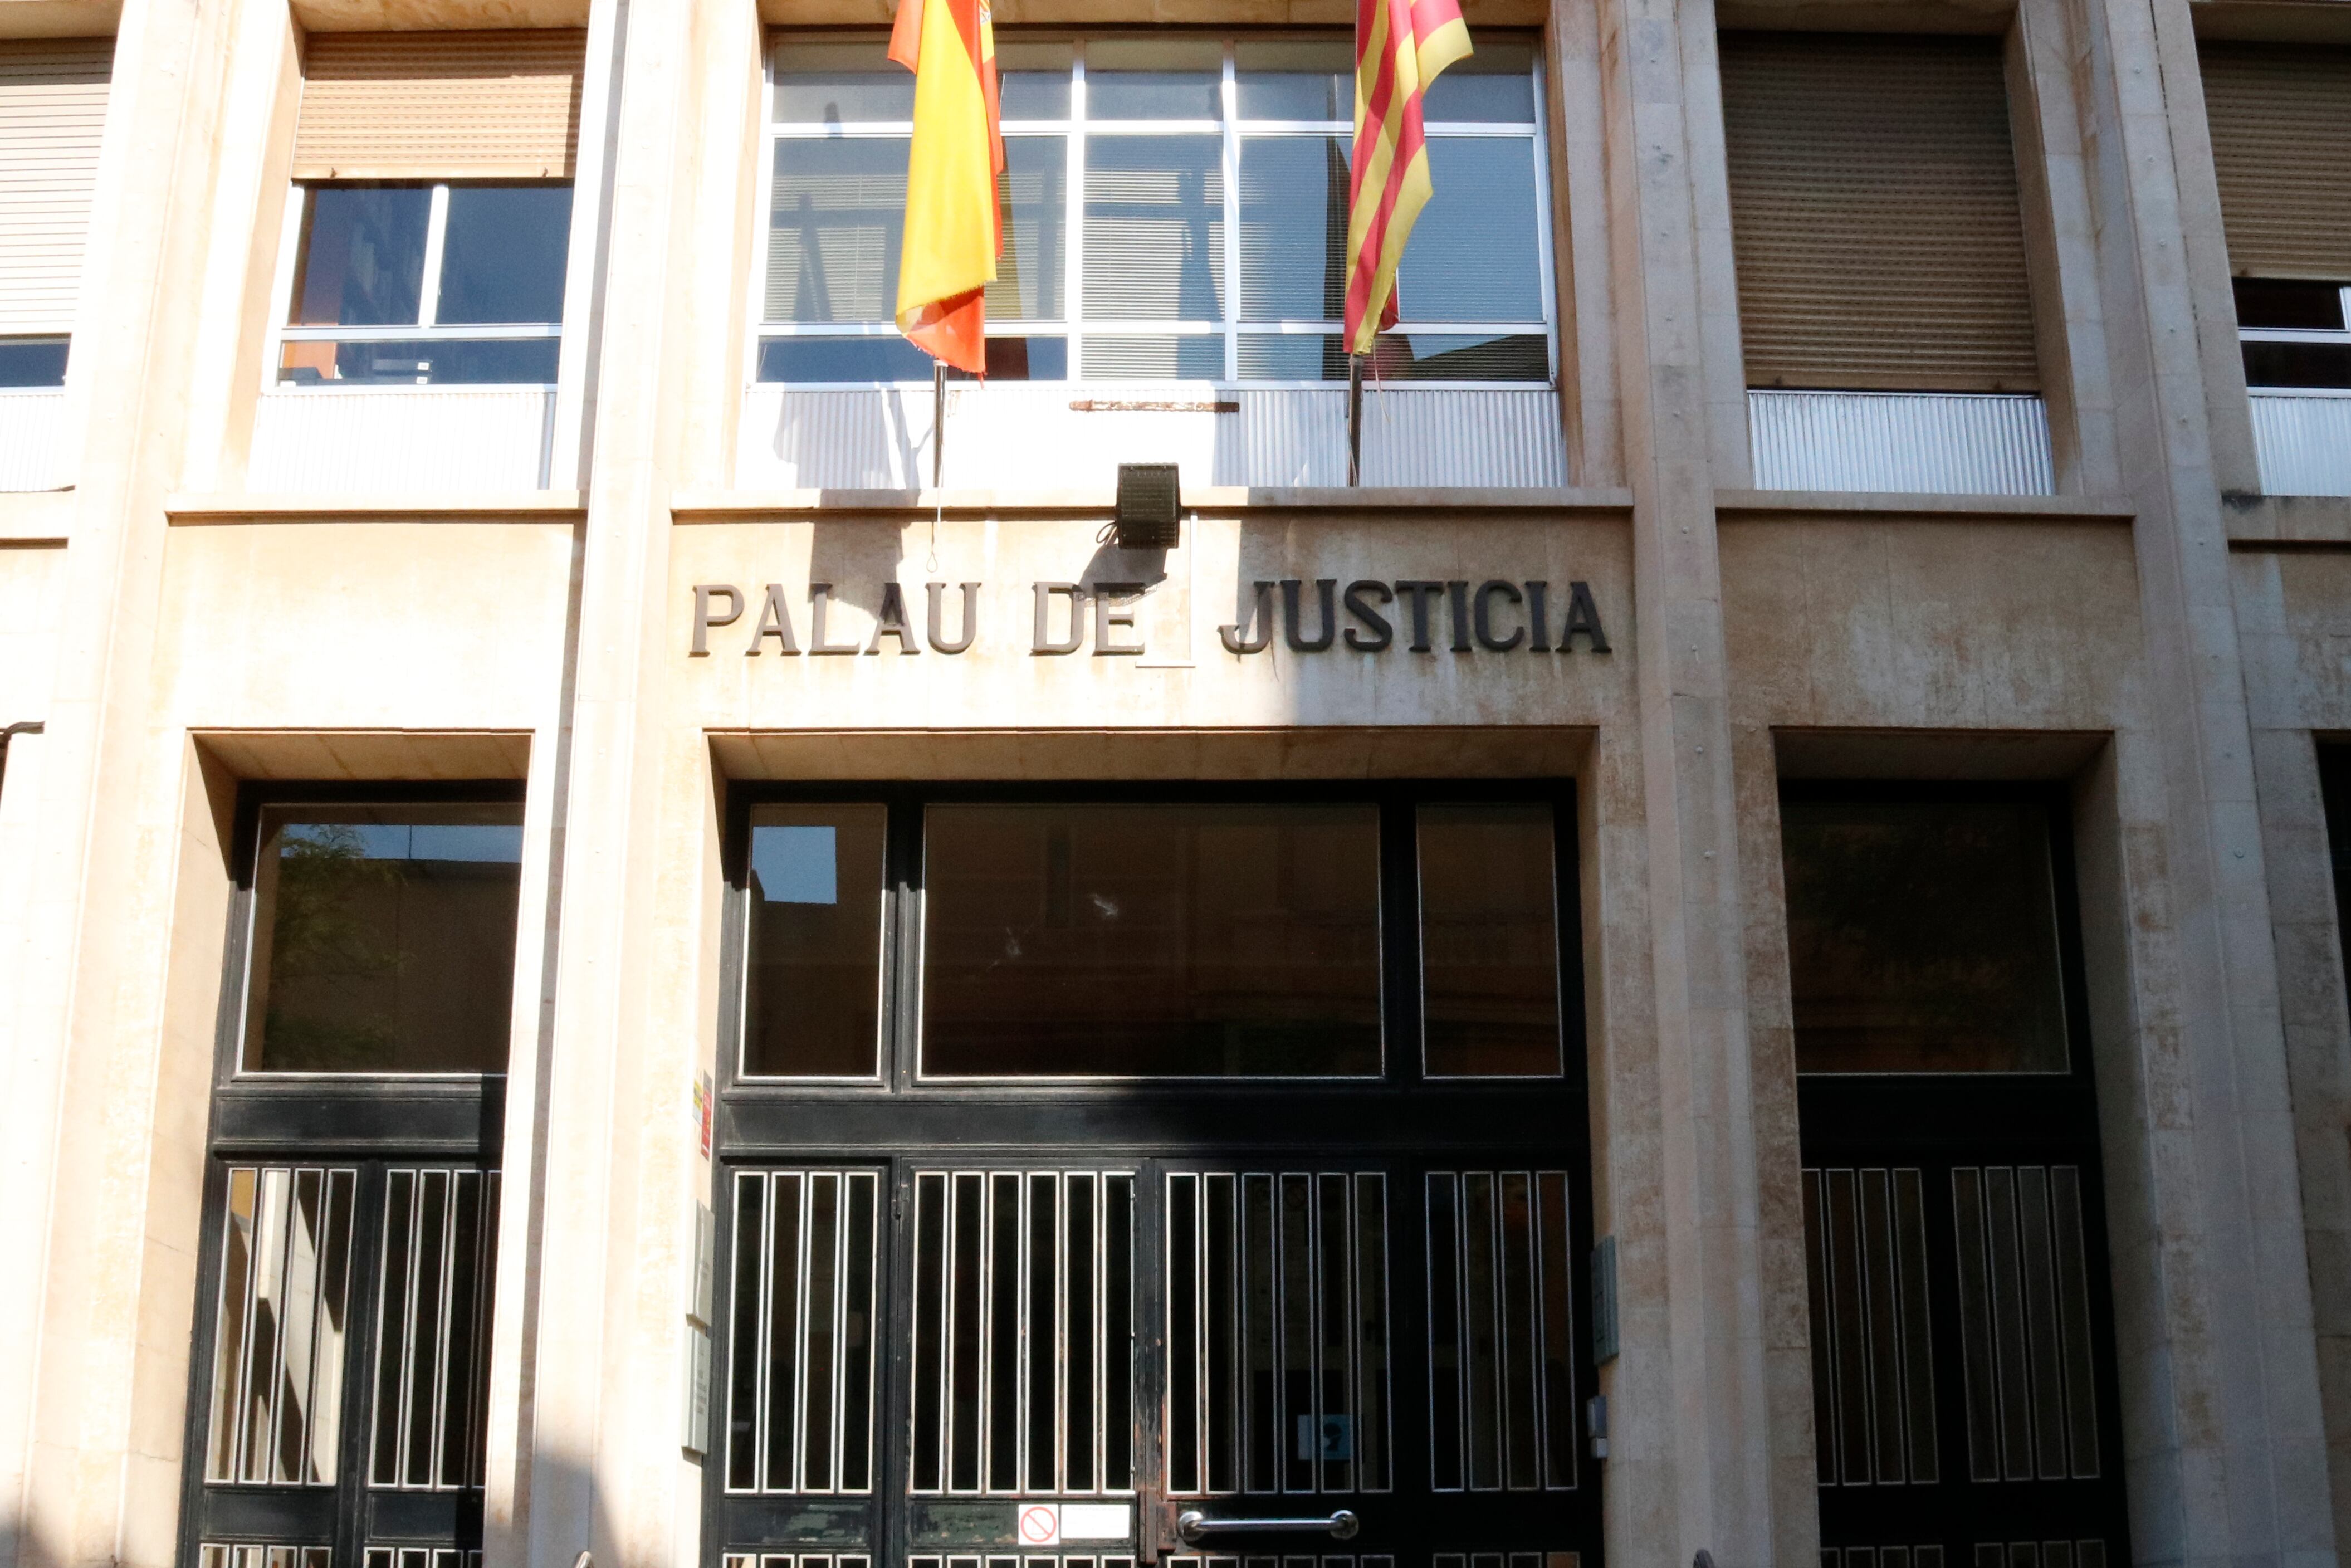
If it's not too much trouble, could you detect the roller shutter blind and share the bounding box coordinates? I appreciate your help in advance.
[293,30,585,180]
[0,38,111,337]
[2200,43,2351,281]
[1721,32,2040,393]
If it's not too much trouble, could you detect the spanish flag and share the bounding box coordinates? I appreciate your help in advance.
[1344,0,1471,354]
[890,0,1003,374]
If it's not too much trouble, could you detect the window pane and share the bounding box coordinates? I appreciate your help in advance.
[1422,40,1537,123]
[1363,333,1548,380]
[769,137,906,324]
[436,184,573,324]
[972,335,1067,378]
[0,337,67,387]
[775,40,913,121]
[744,805,888,1078]
[1781,799,2071,1074]
[293,185,432,326]
[1240,136,1347,321]
[1083,136,1224,320]
[1418,804,1563,1076]
[242,803,524,1073]
[277,337,560,386]
[999,41,1073,118]
[757,334,935,382]
[2233,276,2345,330]
[1084,38,1223,119]
[1236,41,1351,120]
[921,803,1382,1076]
[1238,333,1348,380]
[1396,139,1543,322]
[1082,334,1223,379]
[987,138,1067,321]
[2242,340,2351,389]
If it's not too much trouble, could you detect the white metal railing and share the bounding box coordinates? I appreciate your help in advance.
[1747,390,2055,496]
[247,387,557,493]
[736,384,1568,490]
[2249,391,2351,497]
[0,389,69,492]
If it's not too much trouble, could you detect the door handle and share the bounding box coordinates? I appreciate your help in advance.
[1175,1510,1361,1543]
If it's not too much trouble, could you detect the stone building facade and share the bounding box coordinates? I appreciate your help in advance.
[0,1,2345,1567]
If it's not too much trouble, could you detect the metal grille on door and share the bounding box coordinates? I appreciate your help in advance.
[908,1170,1138,1496]
[722,1169,883,1494]
[1951,1167,2101,1483]
[204,1166,359,1487]
[369,1168,500,1491]
[1164,1172,1390,1497]
[1802,1168,1939,1487]
[1425,1173,1580,1493]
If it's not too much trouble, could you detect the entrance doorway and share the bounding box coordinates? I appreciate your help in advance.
[180,790,523,1568]
[1781,785,2132,1567]
[710,787,1602,1568]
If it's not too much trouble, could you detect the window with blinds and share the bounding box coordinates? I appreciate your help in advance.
[274,32,584,388]
[2201,45,2351,392]
[1719,32,2040,394]
[756,32,1555,384]
[0,37,111,388]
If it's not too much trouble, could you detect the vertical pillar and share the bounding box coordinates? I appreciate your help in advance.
[0,0,292,1559]
[2047,0,2335,1559]
[519,0,757,1563]
[1583,0,1781,1561]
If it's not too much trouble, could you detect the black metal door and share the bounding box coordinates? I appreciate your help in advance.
[711,1129,1594,1568]
[1783,785,2133,1568]
[709,785,1601,1568]
[183,1143,501,1568]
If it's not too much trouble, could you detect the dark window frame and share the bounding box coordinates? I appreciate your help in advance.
[720,779,1588,1099]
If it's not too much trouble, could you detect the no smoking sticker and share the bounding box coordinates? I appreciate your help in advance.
[1019,1505,1061,1546]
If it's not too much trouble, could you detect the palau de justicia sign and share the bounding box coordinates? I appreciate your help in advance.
[688,578,1614,659]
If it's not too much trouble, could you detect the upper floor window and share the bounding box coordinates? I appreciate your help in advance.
[756,33,1555,385]
[2235,277,2351,390]
[0,38,110,391]
[275,181,573,386]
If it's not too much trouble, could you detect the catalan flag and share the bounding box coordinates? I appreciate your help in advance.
[1345,0,1472,355]
[890,0,1003,374]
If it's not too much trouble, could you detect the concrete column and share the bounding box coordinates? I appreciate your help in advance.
[520,0,758,1563]
[1584,0,1780,1562]
[2046,0,2335,1560]
[2231,549,2351,1555]
[0,0,295,1558]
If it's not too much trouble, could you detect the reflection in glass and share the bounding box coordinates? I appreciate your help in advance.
[744,804,889,1077]
[1781,799,2070,1073]
[1422,41,1538,121]
[998,41,1074,118]
[292,185,431,326]
[769,138,907,324]
[759,335,935,382]
[986,138,1067,321]
[1397,140,1543,322]
[921,803,1382,1076]
[774,40,913,121]
[436,185,574,323]
[277,337,560,386]
[1236,41,1351,119]
[1240,136,1349,321]
[1084,137,1225,319]
[1419,804,1563,1076]
[1084,37,1224,119]
[1083,334,1222,379]
[242,803,524,1073]
[0,337,67,387]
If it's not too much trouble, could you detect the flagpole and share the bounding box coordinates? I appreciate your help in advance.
[932,360,947,489]
[1347,352,1365,487]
